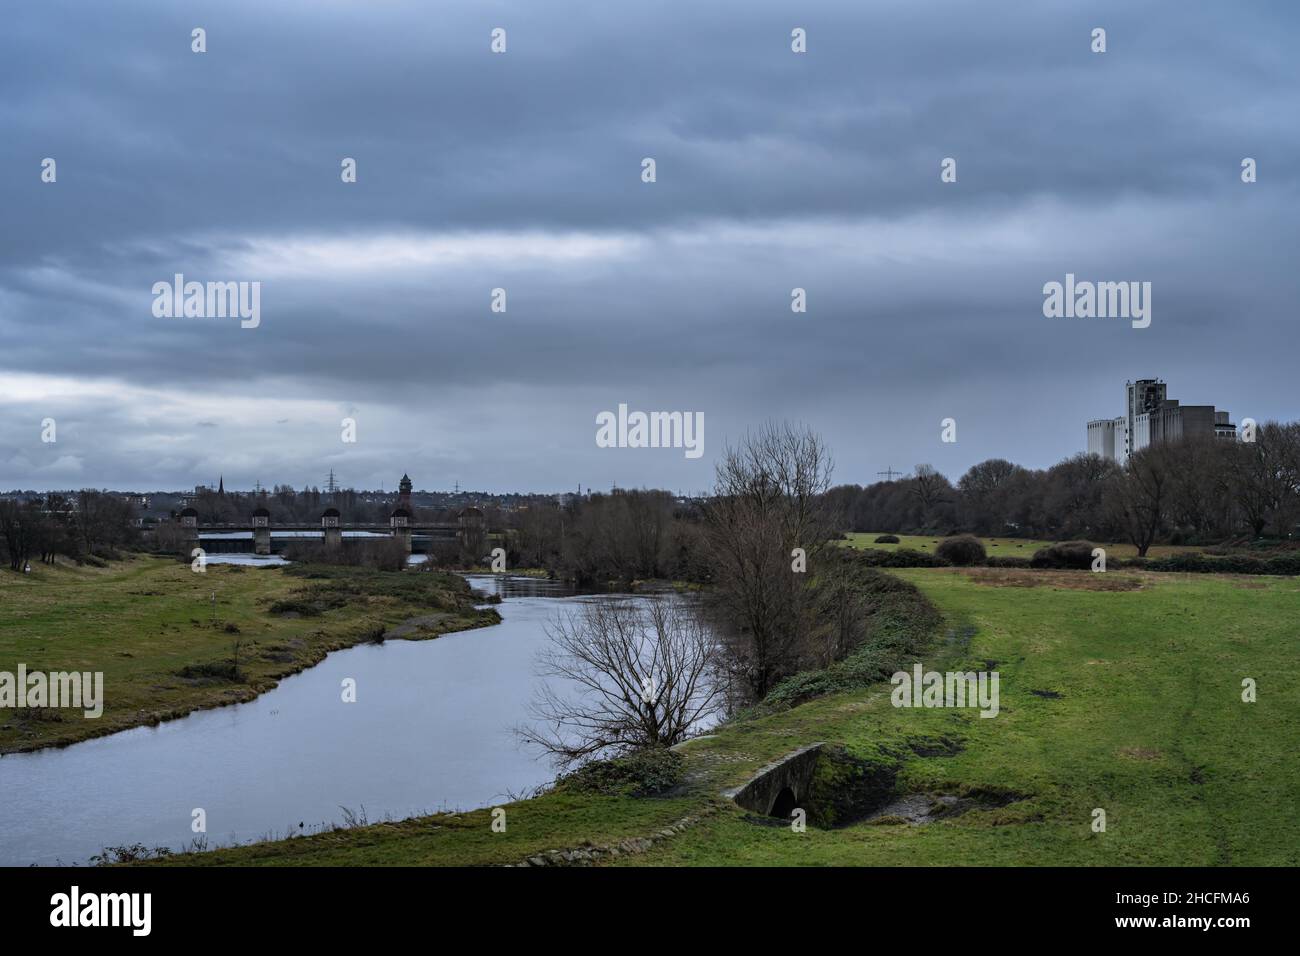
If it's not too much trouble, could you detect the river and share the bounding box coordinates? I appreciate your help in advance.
[0,573,659,866]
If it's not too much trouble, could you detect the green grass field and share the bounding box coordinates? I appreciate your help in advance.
[840,532,1200,560]
[0,556,495,753]
[149,565,1300,867]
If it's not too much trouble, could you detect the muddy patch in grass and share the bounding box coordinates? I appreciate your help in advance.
[940,623,978,654]
[865,785,1029,826]
[908,735,965,757]
[959,568,1144,591]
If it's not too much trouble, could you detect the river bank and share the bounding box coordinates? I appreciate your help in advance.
[0,566,682,865]
[0,556,496,754]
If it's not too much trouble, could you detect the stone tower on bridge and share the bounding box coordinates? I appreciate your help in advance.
[252,506,271,555]
[179,506,199,551]
[321,507,342,549]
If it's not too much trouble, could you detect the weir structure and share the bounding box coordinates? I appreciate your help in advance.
[186,508,499,555]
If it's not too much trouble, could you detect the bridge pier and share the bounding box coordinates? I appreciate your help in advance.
[179,507,200,552]
[322,508,342,549]
[252,507,271,555]
[390,508,412,554]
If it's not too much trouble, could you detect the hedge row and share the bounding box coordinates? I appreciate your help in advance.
[761,559,944,710]
[854,547,952,568]
[851,541,1300,576]
[1142,551,1300,576]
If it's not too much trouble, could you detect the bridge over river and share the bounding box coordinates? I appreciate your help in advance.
[181,507,496,555]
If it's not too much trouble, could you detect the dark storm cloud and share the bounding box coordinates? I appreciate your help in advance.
[1,0,1297,491]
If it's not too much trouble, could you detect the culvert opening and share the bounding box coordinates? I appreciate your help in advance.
[730,739,1032,830]
[769,786,798,819]
[728,743,903,829]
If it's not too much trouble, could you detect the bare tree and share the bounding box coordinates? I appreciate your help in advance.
[702,421,835,700]
[1226,422,1300,537]
[1163,438,1228,539]
[958,458,1022,534]
[0,499,32,571]
[911,464,952,529]
[1108,445,1173,557]
[518,597,722,767]
[1041,453,1119,540]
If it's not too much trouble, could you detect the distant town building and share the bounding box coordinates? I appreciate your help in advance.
[1087,378,1234,463]
[1214,411,1237,440]
[1125,379,1167,459]
[1086,417,1124,461]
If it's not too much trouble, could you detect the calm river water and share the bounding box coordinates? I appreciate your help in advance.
[0,574,652,866]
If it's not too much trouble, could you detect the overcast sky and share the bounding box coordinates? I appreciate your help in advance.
[2,0,1296,494]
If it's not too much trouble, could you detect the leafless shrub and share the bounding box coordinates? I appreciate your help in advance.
[517,597,723,768]
[702,421,835,700]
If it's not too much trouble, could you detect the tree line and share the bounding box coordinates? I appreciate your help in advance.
[828,422,1300,553]
[0,491,140,571]
[506,489,708,586]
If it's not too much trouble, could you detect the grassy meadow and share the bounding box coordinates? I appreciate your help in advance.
[150,564,1300,867]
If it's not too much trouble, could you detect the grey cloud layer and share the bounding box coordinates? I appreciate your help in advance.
[1,0,1297,491]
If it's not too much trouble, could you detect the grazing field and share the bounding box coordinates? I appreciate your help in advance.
[154,565,1300,867]
[0,556,496,753]
[840,532,1201,560]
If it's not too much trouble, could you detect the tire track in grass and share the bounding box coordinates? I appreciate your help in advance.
[1166,659,1231,864]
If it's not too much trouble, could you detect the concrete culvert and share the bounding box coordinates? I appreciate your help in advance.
[724,743,824,821]
[726,742,903,828]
